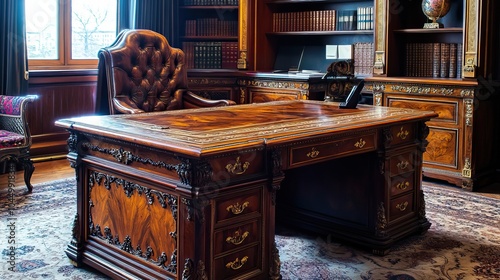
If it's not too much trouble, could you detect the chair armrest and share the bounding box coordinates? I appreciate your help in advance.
[0,95,38,146]
[112,96,146,114]
[0,95,38,116]
[181,90,236,109]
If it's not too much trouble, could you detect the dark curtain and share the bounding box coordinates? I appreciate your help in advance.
[117,0,173,41]
[0,0,29,96]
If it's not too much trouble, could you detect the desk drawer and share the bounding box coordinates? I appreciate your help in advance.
[390,173,415,197]
[389,193,414,222]
[290,133,376,167]
[214,245,261,280]
[215,189,262,224]
[388,151,415,176]
[211,151,266,180]
[388,123,416,146]
[214,220,260,255]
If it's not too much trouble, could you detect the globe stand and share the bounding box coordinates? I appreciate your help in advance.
[421,0,450,29]
[423,21,444,29]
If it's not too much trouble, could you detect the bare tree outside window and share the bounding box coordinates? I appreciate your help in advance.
[25,0,117,67]
[71,0,117,59]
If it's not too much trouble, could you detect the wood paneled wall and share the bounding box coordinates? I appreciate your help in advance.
[27,70,98,160]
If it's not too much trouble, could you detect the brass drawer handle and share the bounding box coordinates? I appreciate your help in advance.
[354,138,366,148]
[306,147,320,158]
[226,256,248,270]
[397,160,409,170]
[226,230,250,245]
[396,201,408,211]
[397,127,409,140]
[225,156,250,175]
[226,201,249,215]
[396,181,410,190]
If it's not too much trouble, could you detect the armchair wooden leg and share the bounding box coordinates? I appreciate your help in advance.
[22,158,35,194]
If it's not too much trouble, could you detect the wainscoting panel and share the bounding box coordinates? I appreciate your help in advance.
[27,70,97,160]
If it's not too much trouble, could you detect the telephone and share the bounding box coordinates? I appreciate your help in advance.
[339,80,364,109]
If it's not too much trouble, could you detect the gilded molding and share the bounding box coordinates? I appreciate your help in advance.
[188,78,237,86]
[460,89,475,97]
[371,82,474,97]
[239,87,246,104]
[462,158,472,178]
[237,0,248,69]
[373,92,383,106]
[373,0,385,74]
[464,98,474,126]
[371,83,385,92]
[246,80,310,91]
[463,0,478,77]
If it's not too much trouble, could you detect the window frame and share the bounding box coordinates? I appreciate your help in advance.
[27,0,117,70]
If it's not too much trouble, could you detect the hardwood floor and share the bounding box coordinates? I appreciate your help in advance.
[0,159,73,193]
[1,159,499,199]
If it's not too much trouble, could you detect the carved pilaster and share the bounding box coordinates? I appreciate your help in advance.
[182,258,194,280]
[418,190,427,219]
[417,121,431,152]
[237,0,248,69]
[375,202,387,237]
[373,0,386,74]
[269,149,284,205]
[177,157,213,188]
[269,241,281,280]
[196,260,208,280]
[463,0,479,78]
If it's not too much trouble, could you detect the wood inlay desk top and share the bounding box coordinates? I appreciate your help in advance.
[56,100,437,156]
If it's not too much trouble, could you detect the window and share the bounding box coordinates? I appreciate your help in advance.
[25,0,117,69]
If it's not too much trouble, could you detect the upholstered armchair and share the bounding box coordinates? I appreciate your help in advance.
[96,29,235,115]
[0,95,38,193]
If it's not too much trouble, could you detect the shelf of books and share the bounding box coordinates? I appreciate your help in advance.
[179,0,239,69]
[270,5,373,33]
[257,0,375,74]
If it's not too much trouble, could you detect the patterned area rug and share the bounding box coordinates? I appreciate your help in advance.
[1,179,499,280]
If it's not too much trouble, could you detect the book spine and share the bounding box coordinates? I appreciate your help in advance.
[449,43,457,78]
[432,43,441,78]
[457,43,463,78]
[440,43,450,78]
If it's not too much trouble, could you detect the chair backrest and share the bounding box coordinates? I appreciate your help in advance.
[98,29,189,114]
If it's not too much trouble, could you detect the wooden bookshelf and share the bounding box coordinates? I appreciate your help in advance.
[367,0,500,191]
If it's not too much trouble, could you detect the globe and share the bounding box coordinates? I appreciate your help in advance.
[422,0,451,28]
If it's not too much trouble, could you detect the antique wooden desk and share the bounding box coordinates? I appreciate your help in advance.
[55,100,437,280]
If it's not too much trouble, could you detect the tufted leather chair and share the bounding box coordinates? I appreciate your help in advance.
[96,29,235,115]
